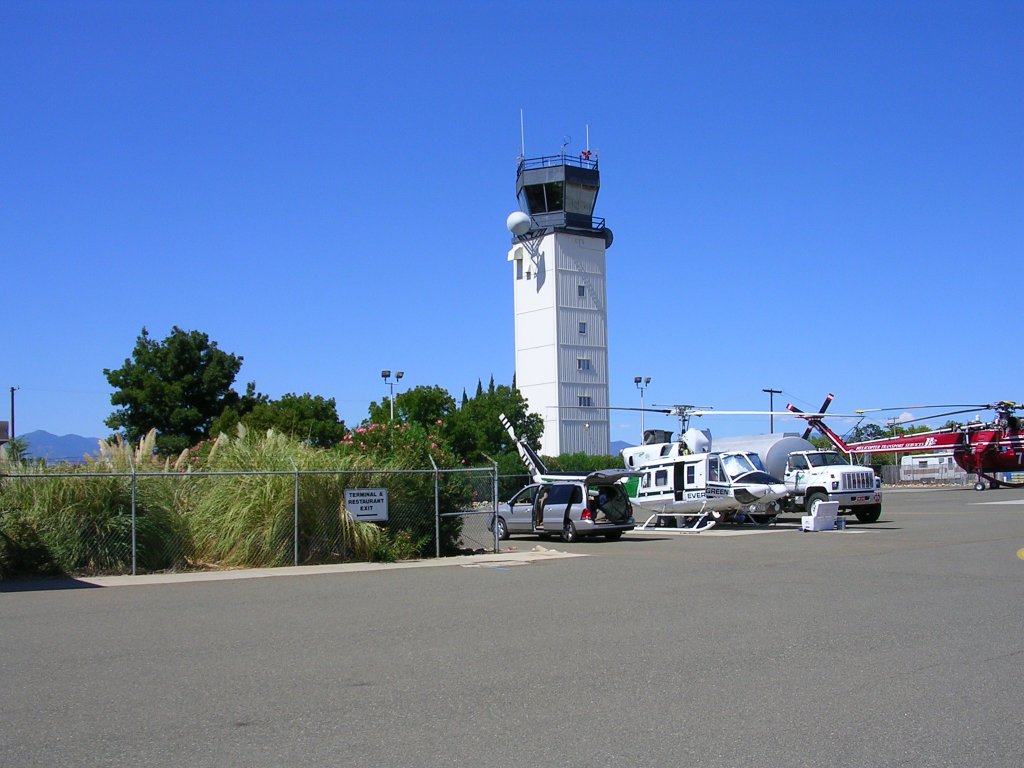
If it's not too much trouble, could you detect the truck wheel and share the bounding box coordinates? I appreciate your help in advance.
[855,505,881,524]
[561,520,579,543]
[805,491,828,515]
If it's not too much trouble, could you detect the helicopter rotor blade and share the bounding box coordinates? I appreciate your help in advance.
[855,404,985,414]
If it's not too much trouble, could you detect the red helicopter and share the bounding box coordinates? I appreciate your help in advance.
[787,398,1024,491]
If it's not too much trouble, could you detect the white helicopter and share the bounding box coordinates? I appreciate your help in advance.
[500,410,789,532]
[618,406,791,531]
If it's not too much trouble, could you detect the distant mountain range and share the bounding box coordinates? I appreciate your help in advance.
[610,440,632,454]
[19,430,103,463]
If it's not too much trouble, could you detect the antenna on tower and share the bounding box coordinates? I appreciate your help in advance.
[519,109,525,160]
[586,124,590,152]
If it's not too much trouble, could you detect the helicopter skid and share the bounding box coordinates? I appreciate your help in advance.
[639,511,719,533]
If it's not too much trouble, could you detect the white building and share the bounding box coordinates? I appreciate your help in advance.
[506,153,613,456]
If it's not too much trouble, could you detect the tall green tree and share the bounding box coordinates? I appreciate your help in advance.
[241,393,347,448]
[208,382,268,438]
[367,385,456,428]
[447,381,542,462]
[104,327,247,454]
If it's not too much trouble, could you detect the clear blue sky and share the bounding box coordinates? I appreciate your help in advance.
[3,0,1021,446]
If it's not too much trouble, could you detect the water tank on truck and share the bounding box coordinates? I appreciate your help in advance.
[710,433,815,480]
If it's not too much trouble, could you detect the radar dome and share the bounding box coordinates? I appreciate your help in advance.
[506,211,532,236]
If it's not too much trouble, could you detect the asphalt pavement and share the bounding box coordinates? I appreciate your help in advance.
[2,487,1023,767]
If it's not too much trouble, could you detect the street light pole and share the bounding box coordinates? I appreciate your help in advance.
[381,370,404,421]
[9,386,18,441]
[762,388,782,433]
[634,376,651,443]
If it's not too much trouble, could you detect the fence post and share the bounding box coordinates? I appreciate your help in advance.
[481,453,500,554]
[492,461,500,554]
[127,451,137,576]
[291,459,299,566]
[429,456,440,558]
[131,467,137,576]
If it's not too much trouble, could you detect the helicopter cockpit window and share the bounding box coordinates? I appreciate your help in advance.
[721,453,758,480]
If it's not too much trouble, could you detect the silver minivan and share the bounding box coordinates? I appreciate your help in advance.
[490,472,637,542]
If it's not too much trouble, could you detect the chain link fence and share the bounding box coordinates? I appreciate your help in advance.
[0,465,505,578]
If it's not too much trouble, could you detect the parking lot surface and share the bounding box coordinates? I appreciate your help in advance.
[3,487,1023,767]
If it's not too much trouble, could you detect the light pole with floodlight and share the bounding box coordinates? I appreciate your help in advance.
[634,376,651,443]
[381,370,404,421]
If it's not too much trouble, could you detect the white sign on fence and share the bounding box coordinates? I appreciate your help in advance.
[344,488,389,522]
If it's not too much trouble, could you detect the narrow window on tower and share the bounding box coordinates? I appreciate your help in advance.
[577,358,591,371]
[578,322,587,335]
[577,284,586,298]
[578,396,592,407]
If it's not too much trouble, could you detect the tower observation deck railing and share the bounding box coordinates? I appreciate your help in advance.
[528,212,606,231]
[516,152,599,178]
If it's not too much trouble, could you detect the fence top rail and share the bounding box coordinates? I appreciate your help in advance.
[0,465,496,480]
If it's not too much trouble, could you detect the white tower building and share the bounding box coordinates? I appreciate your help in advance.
[506,152,614,456]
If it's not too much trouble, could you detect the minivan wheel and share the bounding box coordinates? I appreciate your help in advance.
[495,516,509,540]
[561,520,579,543]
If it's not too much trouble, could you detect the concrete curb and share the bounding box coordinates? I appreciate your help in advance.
[74,546,585,587]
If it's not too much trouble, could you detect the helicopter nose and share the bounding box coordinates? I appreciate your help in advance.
[735,483,788,504]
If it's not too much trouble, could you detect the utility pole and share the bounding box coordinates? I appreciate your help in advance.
[762,388,782,433]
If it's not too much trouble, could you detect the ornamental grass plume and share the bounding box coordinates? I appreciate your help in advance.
[189,426,370,567]
[0,450,191,575]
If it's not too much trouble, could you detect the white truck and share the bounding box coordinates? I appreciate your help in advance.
[711,433,883,523]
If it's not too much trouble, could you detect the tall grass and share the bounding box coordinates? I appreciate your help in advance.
[0,431,192,575]
[1,424,473,577]
[189,427,387,567]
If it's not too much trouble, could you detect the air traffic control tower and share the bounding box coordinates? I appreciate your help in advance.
[505,151,614,456]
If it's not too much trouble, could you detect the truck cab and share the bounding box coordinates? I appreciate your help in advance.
[783,451,882,523]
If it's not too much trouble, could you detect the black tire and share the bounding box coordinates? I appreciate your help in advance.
[805,491,829,515]
[604,530,624,541]
[855,504,882,524]
[495,516,509,540]
[974,481,986,491]
[561,520,579,543]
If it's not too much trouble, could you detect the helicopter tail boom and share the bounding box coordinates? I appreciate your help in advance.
[500,412,548,483]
